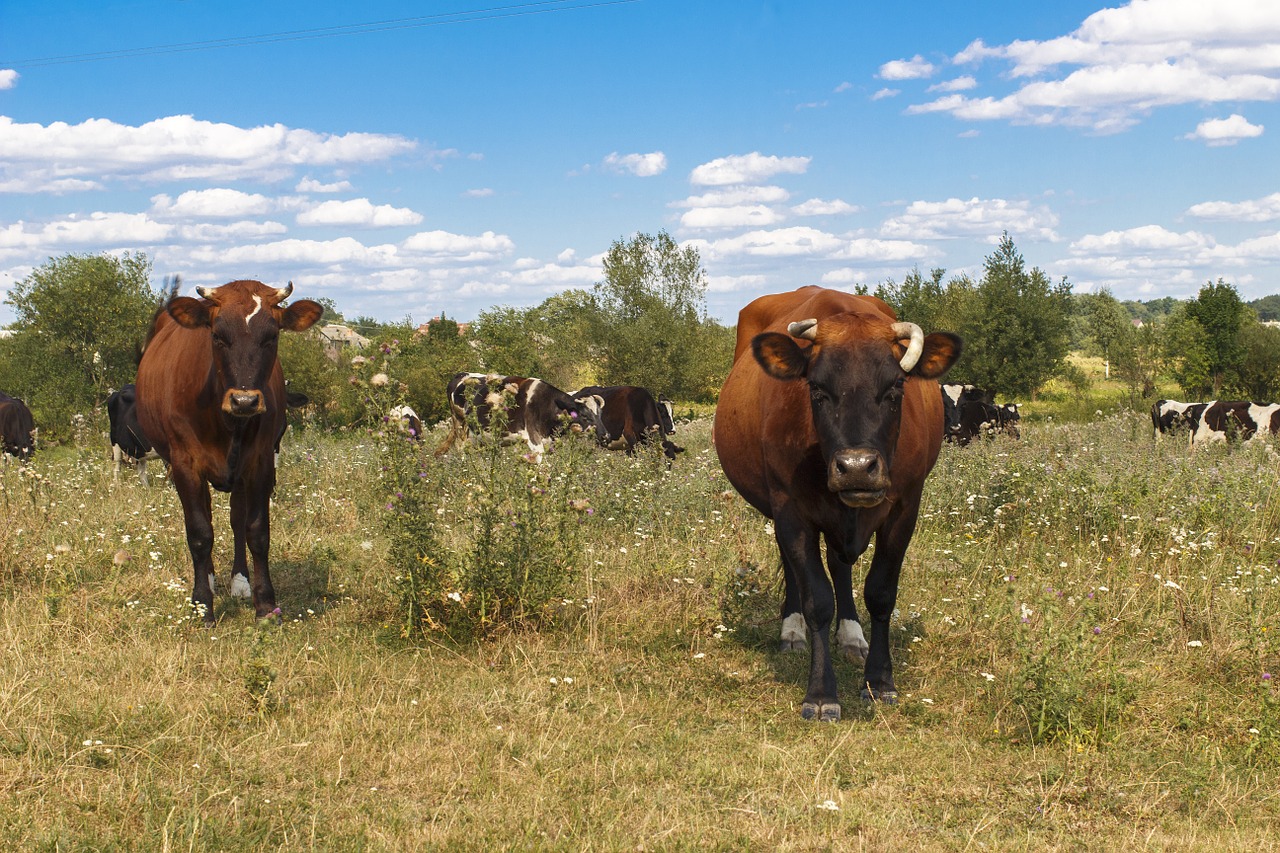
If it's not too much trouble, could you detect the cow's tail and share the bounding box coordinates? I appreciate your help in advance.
[433,415,464,457]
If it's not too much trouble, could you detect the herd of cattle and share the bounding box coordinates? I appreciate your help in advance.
[7,279,1280,722]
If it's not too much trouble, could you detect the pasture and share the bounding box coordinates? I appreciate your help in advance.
[1,411,1278,850]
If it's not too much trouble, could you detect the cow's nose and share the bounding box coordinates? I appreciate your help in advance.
[833,448,878,478]
[223,390,265,417]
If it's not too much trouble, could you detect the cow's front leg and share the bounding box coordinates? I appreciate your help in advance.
[233,474,278,620]
[777,517,839,721]
[861,507,919,703]
[172,468,216,624]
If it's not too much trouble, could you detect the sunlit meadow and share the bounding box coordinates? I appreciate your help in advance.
[1,409,1277,849]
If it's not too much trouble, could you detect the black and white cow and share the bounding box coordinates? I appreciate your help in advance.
[107,384,160,483]
[0,391,36,460]
[1151,399,1205,440]
[388,405,423,440]
[434,372,602,461]
[1189,400,1280,446]
[572,385,685,459]
[940,384,990,439]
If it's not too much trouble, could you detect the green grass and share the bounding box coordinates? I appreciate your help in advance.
[1,412,1278,850]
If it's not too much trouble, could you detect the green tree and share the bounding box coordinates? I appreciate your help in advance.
[592,230,726,400]
[1184,278,1247,396]
[1163,304,1213,398]
[1082,287,1131,377]
[0,252,159,438]
[1228,319,1280,401]
[394,315,482,423]
[951,234,1073,399]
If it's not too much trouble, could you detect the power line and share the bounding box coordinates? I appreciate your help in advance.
[1,0,641,69]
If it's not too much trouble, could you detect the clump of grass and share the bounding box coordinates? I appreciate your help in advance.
[384,392,596,641]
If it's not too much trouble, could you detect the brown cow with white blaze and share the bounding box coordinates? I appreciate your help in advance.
[136,279,322,622]
[714,286,960,721]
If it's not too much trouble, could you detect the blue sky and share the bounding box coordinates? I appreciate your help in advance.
[2,0,1279,326]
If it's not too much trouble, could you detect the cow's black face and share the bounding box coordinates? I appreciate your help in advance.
[753,320,960,508]
[806,344,903,507]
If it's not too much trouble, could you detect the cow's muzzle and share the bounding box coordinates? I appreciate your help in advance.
[222,389,266,417]
[829,448,889,507]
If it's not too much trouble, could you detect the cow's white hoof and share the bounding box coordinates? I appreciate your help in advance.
[837,618,869,663]
[230,574,252,599]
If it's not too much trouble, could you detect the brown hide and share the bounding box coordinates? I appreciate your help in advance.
[713,285,959,720]
[136,279,321,621]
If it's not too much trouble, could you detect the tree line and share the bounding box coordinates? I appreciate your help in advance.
[2,232,1276,443]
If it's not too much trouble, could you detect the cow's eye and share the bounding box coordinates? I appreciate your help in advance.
[212,333,230,349]
[884,377,906,403]
[810,385,832,405]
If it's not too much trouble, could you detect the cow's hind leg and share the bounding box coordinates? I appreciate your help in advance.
[778,547,806,654]
[824,538,868,664]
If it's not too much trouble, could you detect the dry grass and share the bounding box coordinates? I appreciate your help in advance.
[1,413,1278,850]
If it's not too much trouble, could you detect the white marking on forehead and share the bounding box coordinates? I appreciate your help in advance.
[245,294,264,326]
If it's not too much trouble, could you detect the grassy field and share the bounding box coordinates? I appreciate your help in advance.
[1,409,1278,850]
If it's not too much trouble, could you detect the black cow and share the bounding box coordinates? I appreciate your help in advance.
[572,385,684,459]
[940,384,990,439]
[434,372,602,462]
[107,384,160,484]
[0,392,36,460]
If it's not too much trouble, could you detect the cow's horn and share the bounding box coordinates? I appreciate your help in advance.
[787,319,818,341]
[274,281,294,304]
[893,322,924,371]
[196,285,218,301]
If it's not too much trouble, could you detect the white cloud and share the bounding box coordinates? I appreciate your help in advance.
[464,187,495,198]
[673,186,790,208]
[152,188,276,218]
[928,76,977,93]
[296,176,353,193]
[603,151,668,177]
[925,0,1280,133]
[0,70,17,90]
[0,114,417,190]
[178,221,290,242]
[1070,224,1214,255]
[1187,191,1280,221]
[401,230,515,262]
[0,212,173,250]
[871,88,901,101]
[688,226,926,264]
[680,205,784,230]
[296,198,423,228]
[1184,113,1264,145]
[880,197,1060,242]
[689,152,811,187]
[834,82,854,93]
[879,55,936,80]
[792,198,858,217]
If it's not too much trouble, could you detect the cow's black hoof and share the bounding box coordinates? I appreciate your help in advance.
[779,638,807,653]
[860,687,898,705]
[801,702,841,722]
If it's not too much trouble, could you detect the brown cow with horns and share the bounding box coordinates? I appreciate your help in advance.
[136,279,322,622]
[714,286,960,721]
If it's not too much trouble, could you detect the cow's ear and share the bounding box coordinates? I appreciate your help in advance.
[911,332,962,379]
[753,332,809,380]
[281,299,323,332]
[168,296,212,329]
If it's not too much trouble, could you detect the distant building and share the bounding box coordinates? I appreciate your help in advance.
[314,323,371,360]
[416,315,470,337]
